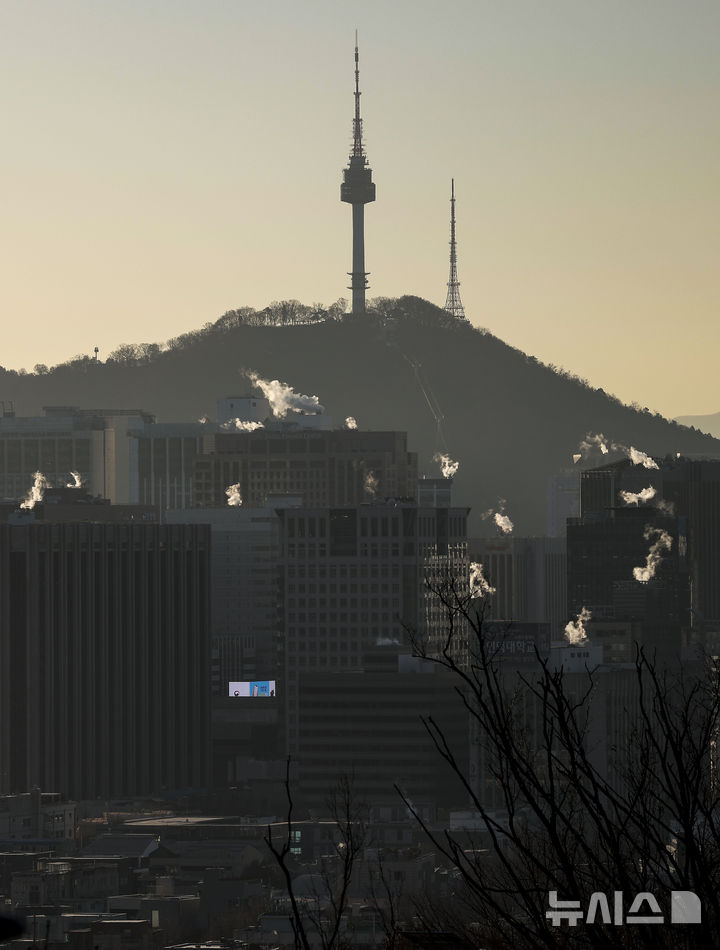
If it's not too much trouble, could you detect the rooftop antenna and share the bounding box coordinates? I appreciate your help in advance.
[352,30,362,158]
[444,179,466,320]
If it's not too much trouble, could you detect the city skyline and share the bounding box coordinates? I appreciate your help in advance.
[1,1,718,418]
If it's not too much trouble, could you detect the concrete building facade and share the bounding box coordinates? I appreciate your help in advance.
[0,407,154,505]
[0,788,76,841]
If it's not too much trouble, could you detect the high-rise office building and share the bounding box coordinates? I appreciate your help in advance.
[296,647,469,807]
[0,406,154,504]
[128,421,209,510]
[126,396,273,510]
[0,515,211,800]
[563,457,720,655]
[468,535,567,637]
[546,470,581,537]
[277,497,469,802]
[578,457,720,628]
[192,429,418,509]
[166,506,284,691]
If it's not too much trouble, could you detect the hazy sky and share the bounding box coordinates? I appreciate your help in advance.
[1,0,717,417]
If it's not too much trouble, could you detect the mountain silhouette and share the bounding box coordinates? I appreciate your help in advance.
[3,296,717,534]
[674,411,720,439]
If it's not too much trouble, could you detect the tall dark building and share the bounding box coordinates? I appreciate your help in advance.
[165,505,286,786]
[296,648,469,808]
[340,36,375,315]
[566,458,697,657]
[277,496,469,804]
[0,518,211,800]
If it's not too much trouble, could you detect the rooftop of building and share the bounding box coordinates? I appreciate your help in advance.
[81,834,159,859]
[0,406,156,437]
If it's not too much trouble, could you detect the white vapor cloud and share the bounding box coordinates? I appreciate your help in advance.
[628,447,659,470]
[619,486,657,506]
[481,499,514,535]
[222,419,264,431]
[433,452,460,478]
[225,483,243,507]
[345,416,358,429]
[576,432,659,470]
[565,607,591,645]
[20,471,50,509]
[469,562,495,598]
[633,526,672,583]
[66,471,83,488]
[244,369,324,417]
[579,433,609,456]
[364,470,378,498]
[494,512,514,534]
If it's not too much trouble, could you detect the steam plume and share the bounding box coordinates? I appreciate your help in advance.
[628,447,659,470]
[481,500,514,535]
[576,432,658,470]
[633,526,672,583]
[494,512,514,534]
[198,416,209,424]
[619,486,657,506]
[66,471,83,488]
[244,369,324,417]
[434,452,460,479]
[579,433,610,456]
[225,483,243,507]
[222,419,264,431]
[364,470,378,498]
[657,498,676,516]
[345,416,358,430]
[469,562,495,598]
[565,607,591,645]
[20,471,50,509]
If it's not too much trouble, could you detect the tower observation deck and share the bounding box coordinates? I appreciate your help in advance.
[341,36,375,315]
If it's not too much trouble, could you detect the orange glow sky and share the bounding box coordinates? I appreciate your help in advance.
[1,0,718,417]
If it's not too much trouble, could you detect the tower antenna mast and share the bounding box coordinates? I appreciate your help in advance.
[352,30,362,157]
[341,33,376,315]
[444,179,466,320]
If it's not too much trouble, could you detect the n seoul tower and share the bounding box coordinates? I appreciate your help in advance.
[340,34,375,315]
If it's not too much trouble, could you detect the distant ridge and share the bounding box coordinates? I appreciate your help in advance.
[3,296,718,534]
[674,411,720,440]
